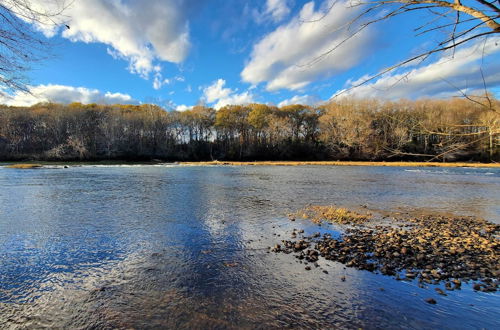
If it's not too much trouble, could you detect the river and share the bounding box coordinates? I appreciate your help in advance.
[0,165,499,329]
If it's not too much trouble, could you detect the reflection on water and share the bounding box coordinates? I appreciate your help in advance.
[0,165,499,328]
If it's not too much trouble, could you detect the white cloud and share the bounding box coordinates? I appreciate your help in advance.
[278,94,321,107]
[153,76,170,90]
[256,0,291,23]
[0,84,137,106]
[242,0,373,91]
[153,70,171,90]
[333,37,500,99]
[175,104,192,111]
[14,0,191,78]
[202,79,254,109]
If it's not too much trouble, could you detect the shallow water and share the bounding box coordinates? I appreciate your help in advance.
[0,165,499,329]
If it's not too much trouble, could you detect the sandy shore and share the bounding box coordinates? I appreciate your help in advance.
[179,160,500,168]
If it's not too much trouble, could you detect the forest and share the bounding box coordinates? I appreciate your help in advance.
[0,97,498,162]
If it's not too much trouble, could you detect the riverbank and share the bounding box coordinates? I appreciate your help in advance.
[180,160,500,168]
[2,160,499,169]
[0,160,172,168]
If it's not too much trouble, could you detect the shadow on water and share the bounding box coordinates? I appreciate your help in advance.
[0,165,499,328]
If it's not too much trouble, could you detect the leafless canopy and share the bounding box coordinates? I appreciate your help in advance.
[318,0,499,100]
[0,0,69,93]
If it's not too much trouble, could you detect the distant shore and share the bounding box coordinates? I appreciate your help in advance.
[2,160,499,168]
[179,161,500,168]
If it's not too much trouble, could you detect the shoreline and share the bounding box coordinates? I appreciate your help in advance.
[179,160,500,168]
[1,160,499,168]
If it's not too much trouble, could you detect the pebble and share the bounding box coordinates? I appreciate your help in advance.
[272,212,499,291]
[435,288,447,296]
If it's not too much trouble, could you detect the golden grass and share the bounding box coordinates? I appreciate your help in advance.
[5,163,43,169]
[179,160,500,168]
[291,205,371,225]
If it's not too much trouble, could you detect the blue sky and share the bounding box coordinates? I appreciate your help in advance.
[2,0,499,109]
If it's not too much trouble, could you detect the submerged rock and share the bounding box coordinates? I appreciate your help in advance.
[425,298,437,304]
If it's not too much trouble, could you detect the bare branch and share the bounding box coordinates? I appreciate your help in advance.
[0,0,70,93]
[333,30,497,99]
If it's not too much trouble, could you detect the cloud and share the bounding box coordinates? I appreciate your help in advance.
[0,84,137,106]
[152,66,172,90]
[175,104,193,111]
[202,79,254,109]
[242,0,374,91]
[265,0,291,22]
[255,0,291,23]
[153,76,170,90]
[19,0,192,78]
[278,94,321,107]
[333,37,500,99]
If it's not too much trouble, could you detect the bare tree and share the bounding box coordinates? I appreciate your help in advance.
[0,0,69,93]
[315,0,500,98]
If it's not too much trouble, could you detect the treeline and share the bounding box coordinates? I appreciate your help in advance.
[0,98,498,162]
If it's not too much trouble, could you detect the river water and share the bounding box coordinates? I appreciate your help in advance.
[0,165,499,329]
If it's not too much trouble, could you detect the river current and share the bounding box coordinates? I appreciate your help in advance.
[0,165,499,329]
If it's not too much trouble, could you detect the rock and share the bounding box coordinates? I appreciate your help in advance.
[406,272,416,279]
[435,288,447,296]
[425,298,437,304]
[270,210,499,292]
[305,266,311,270]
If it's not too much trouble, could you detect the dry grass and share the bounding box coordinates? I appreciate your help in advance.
[179,161,500,168]
[291,205,371,225]
[5,163,43,169]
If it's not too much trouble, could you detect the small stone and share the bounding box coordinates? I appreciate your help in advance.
[434,288,447,296]
[425,298,437,304]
